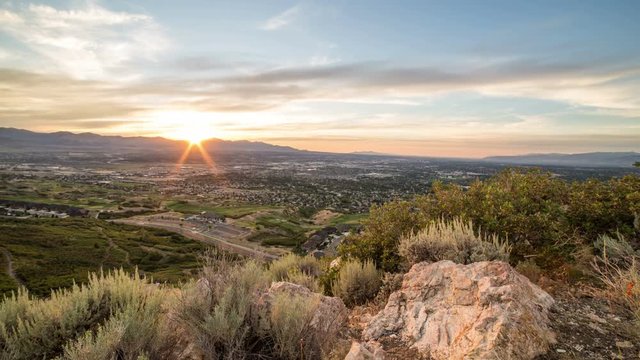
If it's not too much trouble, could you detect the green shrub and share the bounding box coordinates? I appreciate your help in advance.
[269,292,320,360]
[176,256,340,360]
[268,254,322,290]
[339,199,430,272]
[340,169,640,272]
[332,260,380,307]
[286,269,320,292]
[399,218,510,266]
[176,259,270,360]
[0,269,169,360]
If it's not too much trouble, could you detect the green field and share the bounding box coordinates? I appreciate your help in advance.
[0,177,158,211]
[166,200,280,218]
[329,213,369,225]
[0,217,208,297]
[248,214,313,247]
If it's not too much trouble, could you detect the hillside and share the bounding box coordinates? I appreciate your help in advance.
[0,127,300,154]
[0,217,206,296]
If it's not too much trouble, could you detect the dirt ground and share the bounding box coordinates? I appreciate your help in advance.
[312,209,340,225]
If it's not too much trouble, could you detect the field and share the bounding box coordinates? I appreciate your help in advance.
[166,200,280,218]
[0,176,158,211]
[0,217,207,297]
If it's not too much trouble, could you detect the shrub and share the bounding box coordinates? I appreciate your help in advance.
[0,269,170,360]
[339,199,431,272]
[176,259,269,360]
[286,269,320,292]
[515,260,543,283]
[332,260,380,307]
[268,254,322,291]
[177,256,340,360]
[269,292,320,359]
[373,272,404,307]
[593,233,640,321]
[594,233,638,267]
[399,218,511,266]
[340,169,640,272]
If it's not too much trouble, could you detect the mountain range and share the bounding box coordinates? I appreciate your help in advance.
[484,152,639,168]
[1,127,638,167]
[0,127,299,154]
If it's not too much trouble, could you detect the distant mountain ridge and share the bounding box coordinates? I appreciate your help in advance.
[0,127,300,154]
[484,152,640,168]
[1,128,638,167]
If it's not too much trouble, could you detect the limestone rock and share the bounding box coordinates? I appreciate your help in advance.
[364,260,555,360]
[344,341,386,360]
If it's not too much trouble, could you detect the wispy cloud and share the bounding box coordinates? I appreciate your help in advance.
[261,5,300,30]
[0,2,168,79]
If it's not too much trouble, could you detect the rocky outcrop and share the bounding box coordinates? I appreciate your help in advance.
[364,260,555,360]
[344,341,386,360]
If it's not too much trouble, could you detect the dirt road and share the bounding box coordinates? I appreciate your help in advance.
[0,248,23,286]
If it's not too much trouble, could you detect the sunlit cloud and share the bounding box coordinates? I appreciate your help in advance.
[261,5,300,30]
[0,1,638,157]
[0,1,167,79]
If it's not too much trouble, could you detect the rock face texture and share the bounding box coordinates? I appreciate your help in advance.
[344,341,386,360]
[363,261,555,360]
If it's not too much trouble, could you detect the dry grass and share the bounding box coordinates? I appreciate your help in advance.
[399,217,511,266]
[593,233,640,322]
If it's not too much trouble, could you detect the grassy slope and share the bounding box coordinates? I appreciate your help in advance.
[0,217,207,297]
[0,178,159,211]
[166,200,280,219]
[329,213,369,225]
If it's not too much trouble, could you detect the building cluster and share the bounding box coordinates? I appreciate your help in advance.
[0,206,69,218]
[302,224,355,258]
[185,211,225,224]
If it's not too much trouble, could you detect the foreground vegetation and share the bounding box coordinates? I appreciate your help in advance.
[0,218,205,297]
[338,168,640,325]
[0,168,638,359]
[340,168,640,273]
[0,252,378,360]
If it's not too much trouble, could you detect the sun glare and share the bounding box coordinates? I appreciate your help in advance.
[183,131,207,145]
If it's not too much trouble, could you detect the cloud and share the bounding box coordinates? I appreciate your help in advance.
[0,2,167,79]
[261,5,300,30]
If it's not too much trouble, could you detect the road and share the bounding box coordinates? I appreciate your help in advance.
[114,218,279,260]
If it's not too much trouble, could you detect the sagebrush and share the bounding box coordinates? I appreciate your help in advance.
[332,259,380,307]
[399,217,511,266]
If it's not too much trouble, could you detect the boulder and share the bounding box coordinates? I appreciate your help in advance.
[344,341,386,360]
[364,261,555,360]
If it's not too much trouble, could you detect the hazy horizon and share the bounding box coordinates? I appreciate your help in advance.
[1,1,639,157]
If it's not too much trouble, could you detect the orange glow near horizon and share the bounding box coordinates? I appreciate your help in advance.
[175,141,217,171]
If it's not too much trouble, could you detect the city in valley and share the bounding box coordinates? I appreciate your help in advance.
[1,1,639,359]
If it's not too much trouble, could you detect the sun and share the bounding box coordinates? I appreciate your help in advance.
[177,128,209,145]
[186,133,207,145]
[148,110,216,145]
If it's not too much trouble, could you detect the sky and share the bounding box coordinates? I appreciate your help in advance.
[0,0,639,157]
